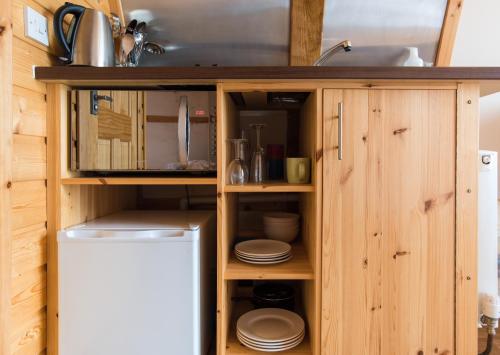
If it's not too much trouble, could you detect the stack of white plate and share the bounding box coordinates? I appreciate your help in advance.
[235,240,292,265]
[236,308,305,352]
[263,212,300,243]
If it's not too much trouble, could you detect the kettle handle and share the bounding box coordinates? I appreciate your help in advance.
[54,2,85,61]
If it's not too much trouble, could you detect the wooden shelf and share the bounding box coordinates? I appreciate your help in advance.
[224,183,314,193]
[226,300,311,355]
[225,243,314,280]
[61,177,217,185]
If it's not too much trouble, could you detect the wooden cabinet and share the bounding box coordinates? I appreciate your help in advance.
[74,90,145,171]
[321,89,459,355]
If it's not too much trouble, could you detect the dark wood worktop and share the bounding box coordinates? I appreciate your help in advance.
[34,66,500,82]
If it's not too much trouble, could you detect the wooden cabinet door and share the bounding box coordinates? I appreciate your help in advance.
[76,90,144,170]
[322,89,456,355]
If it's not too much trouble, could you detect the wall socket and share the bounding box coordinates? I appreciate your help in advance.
[24,6,49,46]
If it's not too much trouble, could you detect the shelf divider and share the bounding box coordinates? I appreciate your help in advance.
[61,177,217,185]
[224,243,314,280]
[223,183,314,193]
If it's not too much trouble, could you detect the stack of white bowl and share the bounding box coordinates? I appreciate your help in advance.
[236,308,305,352]
[263,212,300,243]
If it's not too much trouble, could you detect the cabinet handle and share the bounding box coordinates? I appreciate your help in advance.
[338,102,343,160]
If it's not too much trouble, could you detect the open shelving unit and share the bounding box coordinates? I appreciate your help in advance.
[217,84,322,355]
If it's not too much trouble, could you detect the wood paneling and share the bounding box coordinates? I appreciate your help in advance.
[12,224,47,277]
[0,1,14,354]
[11,180,47,231]
[10,307,46,355]
[455,83,479,355]
[10,0,113,354]
[289,0,325,66]
[435,0,463,66]
[322,89,456,354]
[12,134,47,182]
[12,86,47,137]
[13,37,53,94]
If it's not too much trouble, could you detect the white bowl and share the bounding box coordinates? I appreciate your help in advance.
[264,227,299,243]
[263,212,300,224]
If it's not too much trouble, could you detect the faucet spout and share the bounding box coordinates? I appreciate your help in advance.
[313,40,352,66]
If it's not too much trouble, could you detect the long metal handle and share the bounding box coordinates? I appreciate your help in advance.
[338,102,343,160]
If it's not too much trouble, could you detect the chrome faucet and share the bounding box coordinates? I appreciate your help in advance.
[313,40,352,66]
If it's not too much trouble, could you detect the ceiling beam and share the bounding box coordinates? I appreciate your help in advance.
[109,0,125,25]
[435,0,464,66]
[289,0,325,66]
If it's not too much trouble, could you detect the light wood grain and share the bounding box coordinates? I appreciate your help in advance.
[11,180,47,231]
[12,224,47,278]
[13,37,53,94]
[61,177,217,185]
[108,0,124,24]
[97,139,111,170]
[46,84,64,355]
[217,87,239,355]
[455,83,479,355]
[77,90,98,170]
[0,1,13,353]
[97,108,132,141]
[12,134,47,182]
[9,307,46,355]
[12,86,47,137]
[137,92,145,169]
[224,183,314,193]
[435,0,463,66]
[289,0,325,66]
[13,0,60,56]
[299,89,322,355]
[13,1,112,353]
[322,89,456,354]
[225,243,313,280]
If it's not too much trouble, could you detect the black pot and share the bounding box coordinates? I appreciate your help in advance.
[252,283,295,311]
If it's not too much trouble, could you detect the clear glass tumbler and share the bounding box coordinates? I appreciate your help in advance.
[250,124,266,183]
[227,139,249,185]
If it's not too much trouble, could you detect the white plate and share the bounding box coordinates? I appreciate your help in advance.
[235,250,290,259]
[236,254,292,265]
[237,334,304,352]
[237,329,304,346]
[237,334,304,350]
[235,240,291,257]
[237,308,304,343]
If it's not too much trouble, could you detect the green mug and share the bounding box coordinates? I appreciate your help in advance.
[286,158,310,184]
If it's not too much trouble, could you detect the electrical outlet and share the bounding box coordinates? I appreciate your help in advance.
[24,6,49,46]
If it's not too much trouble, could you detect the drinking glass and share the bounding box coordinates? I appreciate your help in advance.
[250,124,266,183]
[227,139,249,185]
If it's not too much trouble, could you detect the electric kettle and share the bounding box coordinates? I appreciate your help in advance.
[54,2,114,67]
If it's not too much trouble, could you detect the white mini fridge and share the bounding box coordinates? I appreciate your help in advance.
[57,210,216,355]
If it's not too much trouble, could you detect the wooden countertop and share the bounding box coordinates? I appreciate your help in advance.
[35,66,500,95]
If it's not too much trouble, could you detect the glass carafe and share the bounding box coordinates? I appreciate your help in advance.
[250,124,266,183]
[227,139,249,185]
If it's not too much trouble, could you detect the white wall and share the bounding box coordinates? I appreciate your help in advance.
[452,0,500,196]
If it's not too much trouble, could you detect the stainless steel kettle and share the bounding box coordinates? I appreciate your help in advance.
[54,2,114,67]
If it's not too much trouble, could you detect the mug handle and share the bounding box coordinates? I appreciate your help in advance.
[298,161,306,181]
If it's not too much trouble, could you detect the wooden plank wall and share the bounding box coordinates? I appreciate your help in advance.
[10,1,111,354]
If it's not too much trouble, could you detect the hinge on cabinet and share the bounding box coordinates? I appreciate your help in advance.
[90,90,113,115]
